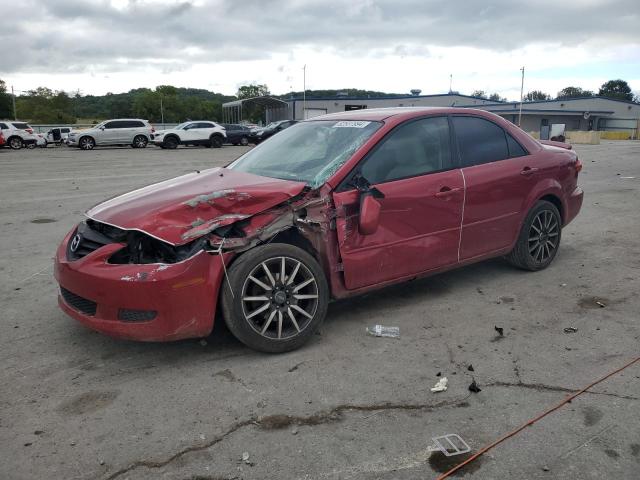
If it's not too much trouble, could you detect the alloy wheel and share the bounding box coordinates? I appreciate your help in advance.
[80,137,95,150]
[241,256,319,340]
[528,210,559,263]
[9,137,22,149]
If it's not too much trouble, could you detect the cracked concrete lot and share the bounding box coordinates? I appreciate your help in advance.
[1,141,639,479]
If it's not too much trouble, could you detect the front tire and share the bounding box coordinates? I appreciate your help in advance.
[8,136,22,150]
[210,135,223,148]
[79,136,95,150]
[132,135,148,148]
[163,136,179,149]
[221,243,329,353]
[507,200,562,271]
[240,136,249,146]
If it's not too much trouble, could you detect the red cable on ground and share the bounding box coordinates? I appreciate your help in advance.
[436,356,640,480]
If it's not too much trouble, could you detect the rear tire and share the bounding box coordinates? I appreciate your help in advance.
[507,200,562,271]
[240,136,249,146]
[8,136,22,150]
[221,243,329,353]
[132,135,148,148]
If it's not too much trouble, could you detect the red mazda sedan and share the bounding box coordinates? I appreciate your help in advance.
[55,108,583,352]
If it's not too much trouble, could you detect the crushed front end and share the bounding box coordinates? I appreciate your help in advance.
[54,219,227,341]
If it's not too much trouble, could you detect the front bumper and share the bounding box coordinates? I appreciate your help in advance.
[66,137,78,146]
[54,228,227,341]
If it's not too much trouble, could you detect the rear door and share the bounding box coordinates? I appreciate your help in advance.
[451,115,535,260]
[333,116,464,290]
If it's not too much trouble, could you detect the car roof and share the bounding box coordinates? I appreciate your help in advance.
[309,106,482,122]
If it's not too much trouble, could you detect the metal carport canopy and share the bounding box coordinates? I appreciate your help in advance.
[222,96,289,124]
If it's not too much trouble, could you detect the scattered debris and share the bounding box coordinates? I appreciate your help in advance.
[542,466,550,472]
[467,365,475,372]
[291,427,299,435]
[431,377,448,393]
[99,460,105,466]
[366,325,400,338]
[199,339,208,346]
[427,434,471,457]
[241,451,252,465]
[596,301,606,308]
[564,327,578,334]
[436,371,442,377]
[494,326,504,337]
[468,380,482,393]
[620,176,635,179]
[560,283,567,287]
[499,296,515,304]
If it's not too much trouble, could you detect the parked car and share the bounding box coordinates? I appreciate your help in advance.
[221,123,251,146]
[45,127,72,145]
[0,130,5,147]
[151,121,226,149]
[0,121,38,149]
[249,120,297,144]
[54,107,583,352]
[66,119,153,150]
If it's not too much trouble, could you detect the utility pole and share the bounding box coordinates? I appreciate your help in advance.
[518,66,525,127]
[160,96,164,126]
[11,86,17,120]
[449,74,453,93]
[302,65,307,120]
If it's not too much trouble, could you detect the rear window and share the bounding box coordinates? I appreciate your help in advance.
[0,123,8,129]
[12,123,30,129]
[452,116,509,167]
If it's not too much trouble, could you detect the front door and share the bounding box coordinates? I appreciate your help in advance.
[333,116,464,290]
[451,115,536,260]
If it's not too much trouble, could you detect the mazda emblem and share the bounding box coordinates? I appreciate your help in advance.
[70,234,82,253]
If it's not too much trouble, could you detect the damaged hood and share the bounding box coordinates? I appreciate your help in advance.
[86,167,306,245]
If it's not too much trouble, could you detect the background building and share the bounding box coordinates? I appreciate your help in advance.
[224,92,640,139]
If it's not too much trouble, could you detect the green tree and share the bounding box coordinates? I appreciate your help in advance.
[524,90,551,102]
[237,84,270,99]
[471,90,487,99]
[556,86,594,99]
[598,79,633,101]
[489,93,506,102]
[0,79,13,118]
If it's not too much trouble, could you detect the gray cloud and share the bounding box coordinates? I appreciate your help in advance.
[1,0,639,76]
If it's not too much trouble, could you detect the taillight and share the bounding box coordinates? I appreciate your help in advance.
[575,158,582,174]
[151,126,155,133]
[26,128,33,134]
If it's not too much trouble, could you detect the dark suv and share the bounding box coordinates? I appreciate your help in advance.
[221,124,252,146]
[249,120,297,144]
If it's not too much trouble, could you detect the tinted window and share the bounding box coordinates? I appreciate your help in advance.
[0,123,7,129]
[198,122,214,128]
[452,116,509,167]
[506,133,528,157]
[61,128,70,133]
[103,121,120,129]
[359,117,452,185]
[12,122,30,129]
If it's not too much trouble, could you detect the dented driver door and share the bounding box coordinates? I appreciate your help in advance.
[332,116,464,290]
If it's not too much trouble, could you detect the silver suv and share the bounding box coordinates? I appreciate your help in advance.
[67,119,153,150]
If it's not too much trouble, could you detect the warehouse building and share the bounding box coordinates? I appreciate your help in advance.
[223,92,640,139]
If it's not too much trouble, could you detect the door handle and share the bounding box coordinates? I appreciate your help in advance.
[435,186,462,198]
[520,166,539,176]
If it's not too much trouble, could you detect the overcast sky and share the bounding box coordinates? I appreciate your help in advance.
[2,0,639,100]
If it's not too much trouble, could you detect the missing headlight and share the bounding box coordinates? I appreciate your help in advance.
[108,232,207,265]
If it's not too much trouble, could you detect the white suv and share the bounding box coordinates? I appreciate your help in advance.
[67,119,153,150]
[0,121,38,149]
[151,121,226,149]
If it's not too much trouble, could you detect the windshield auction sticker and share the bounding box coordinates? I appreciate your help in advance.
[333,121,371,128]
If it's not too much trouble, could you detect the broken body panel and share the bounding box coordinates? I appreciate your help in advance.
[55,107,583,341]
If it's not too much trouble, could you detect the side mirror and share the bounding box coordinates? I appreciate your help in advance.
[359,193,382,235]
[100,126,105,131]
